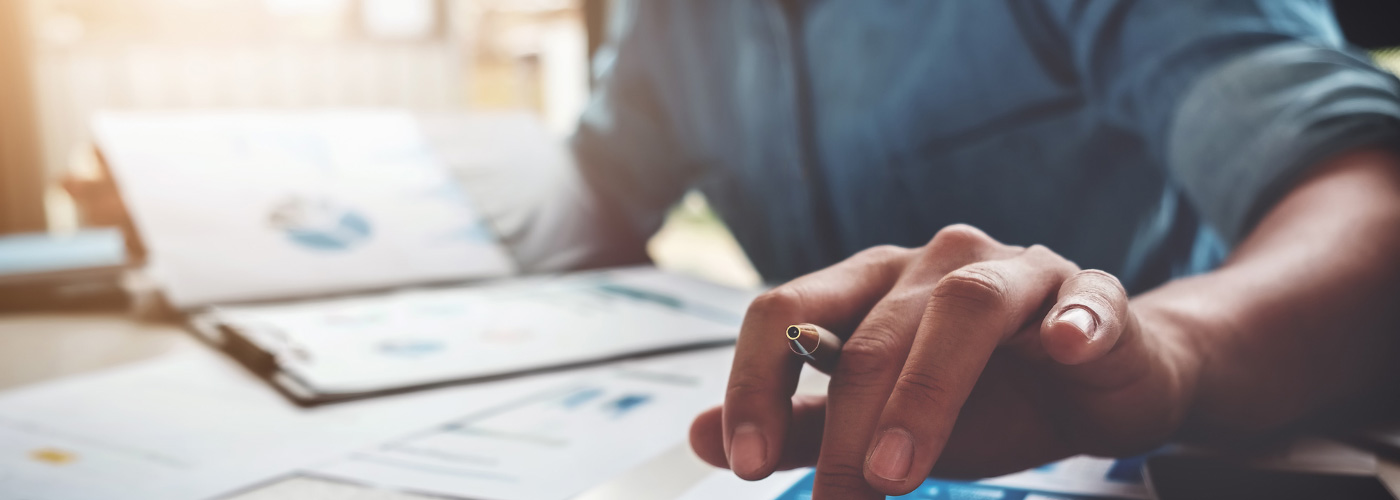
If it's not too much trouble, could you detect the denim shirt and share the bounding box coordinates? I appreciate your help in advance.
[568,0,1400,291]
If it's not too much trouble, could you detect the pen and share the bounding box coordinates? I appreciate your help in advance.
[786,323,842,374]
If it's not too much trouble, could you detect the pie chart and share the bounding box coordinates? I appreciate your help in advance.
[268,196,373,251]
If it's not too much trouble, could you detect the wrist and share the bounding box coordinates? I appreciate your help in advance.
[1128,298,1209,439]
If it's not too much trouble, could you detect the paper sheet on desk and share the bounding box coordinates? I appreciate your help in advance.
[211,267,754,397]
[0,347,568,500]
[93,110,516,308]
[678,455,1151,500]
[310,347,736,500]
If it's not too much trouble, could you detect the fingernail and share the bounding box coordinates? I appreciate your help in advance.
[1057,307,1097,340]
[867,428,914,481]
[729,423,767,477]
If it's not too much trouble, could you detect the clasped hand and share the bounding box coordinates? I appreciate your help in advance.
[689,224,1199,499]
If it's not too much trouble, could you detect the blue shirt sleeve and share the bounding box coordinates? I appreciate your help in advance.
[568,0,701,252]
[1170,43,1400,245]
[1049,0,1400,244]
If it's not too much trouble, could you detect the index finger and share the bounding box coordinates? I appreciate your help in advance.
[864,246,1076,494]
[722,245,912,480]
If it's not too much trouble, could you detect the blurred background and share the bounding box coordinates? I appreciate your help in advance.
[2,0,1399,293]
[0,3,1397,498]
[0,0,762,291]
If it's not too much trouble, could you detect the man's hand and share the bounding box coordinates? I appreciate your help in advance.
[688,224,1199,498]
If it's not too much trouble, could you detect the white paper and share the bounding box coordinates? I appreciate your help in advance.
[310,347,736,500]
[225,475,442,500]
[678,455,1150,500]
[675,469,812,500]
[93,110,516,308]
[0,346,570,500]
[212,266,756,395]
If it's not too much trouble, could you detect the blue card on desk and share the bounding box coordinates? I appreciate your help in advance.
[679,455,1149,500]
[0,228,125,280]
[773,470,1138,500]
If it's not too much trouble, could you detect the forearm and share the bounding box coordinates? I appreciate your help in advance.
[462,148,653,274]
[1133,149,1400,434]
[504,181,653,273]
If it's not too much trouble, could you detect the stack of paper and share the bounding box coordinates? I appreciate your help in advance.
[92,110,762,405]
[201,267,757,404]
[0,228,128,310]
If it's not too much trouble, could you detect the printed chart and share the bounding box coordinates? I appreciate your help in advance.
[311,348,735,500]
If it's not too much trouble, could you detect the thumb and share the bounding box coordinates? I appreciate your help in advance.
[1039,269,1131,366]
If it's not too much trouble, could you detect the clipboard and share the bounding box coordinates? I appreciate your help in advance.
[187,267,755,406]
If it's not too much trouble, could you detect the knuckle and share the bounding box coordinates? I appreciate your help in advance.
[1022,244,1058,262]
[854,244,909,264]
[1078,288,1120,311]
[933,265,1009,312]
[927,224,992,254]
[1075,269,1126,293]
[747,287,806,319]
[845,320,903,360]
[892,371,953,408]
[1024,244,1077,272]
[725,374,770,401]
[1067,270,1128,309]
[813,461,870,493]
[839,339,898,375]
[836,329,904,380]
[854,245,914,282]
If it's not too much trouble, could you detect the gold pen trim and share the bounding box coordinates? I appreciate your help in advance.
[785,323,840,373]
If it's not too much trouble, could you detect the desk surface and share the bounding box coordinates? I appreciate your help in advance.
[3,312,1399,500]
[0,312,194,391]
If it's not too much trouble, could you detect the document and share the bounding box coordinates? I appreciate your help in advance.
[93,110,516,308]
[678,455,1151,500]
[225,475,443,500]
[0,346,570,500]
[208,266,755,399]
[0,341,737,500]
[310,347,736,500]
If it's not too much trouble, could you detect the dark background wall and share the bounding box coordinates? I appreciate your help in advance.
[1331,0,1400,49]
